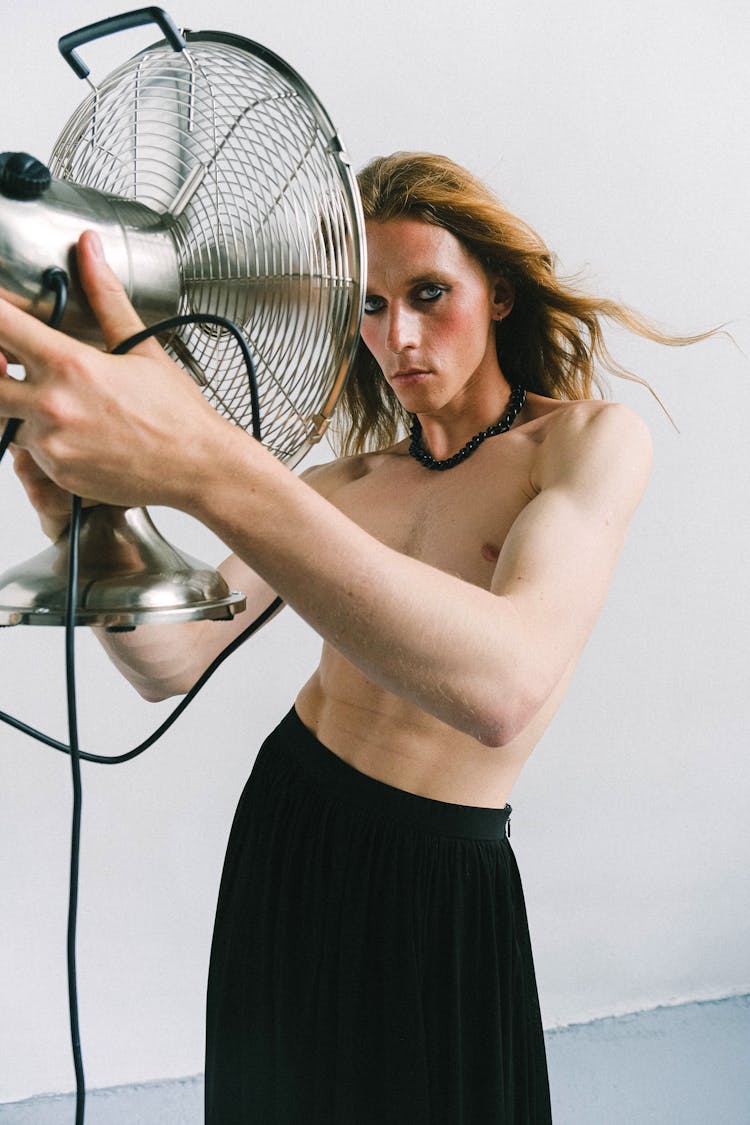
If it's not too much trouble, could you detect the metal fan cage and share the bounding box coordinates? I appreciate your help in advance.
[49,29,365,465]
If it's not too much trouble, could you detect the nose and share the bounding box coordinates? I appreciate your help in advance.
[386,303,419,354]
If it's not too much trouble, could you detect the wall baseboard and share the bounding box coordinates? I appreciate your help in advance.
[2,994,748,1125]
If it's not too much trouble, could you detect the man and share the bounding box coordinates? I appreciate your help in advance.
[0,153,651,1122]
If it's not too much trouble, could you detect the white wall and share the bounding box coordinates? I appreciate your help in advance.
[1,0,748,1103]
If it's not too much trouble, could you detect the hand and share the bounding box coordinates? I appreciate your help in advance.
[0,231,228,510]
[9,446,76,541]
[2,347,102,540]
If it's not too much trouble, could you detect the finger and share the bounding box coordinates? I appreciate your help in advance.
[0,418,21,454]
[76,230,164,359]
[0,370,30,430]
[0,353,23,386]
[0,295,67,374]
[0,363,24,452]
[11,446,78,503]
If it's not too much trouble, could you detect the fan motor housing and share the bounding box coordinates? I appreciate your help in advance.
[0,167,181,343]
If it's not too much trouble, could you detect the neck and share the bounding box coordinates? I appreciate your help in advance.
[409,385,526,472]
[416,378,515,461]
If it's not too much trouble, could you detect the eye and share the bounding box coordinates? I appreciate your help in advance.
[416,283,447,303]
[363,295,385,315]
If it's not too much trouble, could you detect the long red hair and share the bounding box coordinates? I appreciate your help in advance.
[336,151,705,454]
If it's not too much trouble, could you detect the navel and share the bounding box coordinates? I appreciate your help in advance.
[481,541,500,563]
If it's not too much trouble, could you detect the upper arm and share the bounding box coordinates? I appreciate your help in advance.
[490,403,652,709]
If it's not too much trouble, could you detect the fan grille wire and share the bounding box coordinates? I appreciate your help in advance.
[50,33,364,465]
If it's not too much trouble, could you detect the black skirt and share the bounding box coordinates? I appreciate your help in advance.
[205,708,551,1124]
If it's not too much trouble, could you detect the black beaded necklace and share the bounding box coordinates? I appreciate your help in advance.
[408,385,527,471]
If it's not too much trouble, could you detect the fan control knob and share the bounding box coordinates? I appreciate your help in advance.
[0,152,52,200]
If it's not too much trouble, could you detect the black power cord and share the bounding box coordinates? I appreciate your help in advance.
[66,493,85,1123]
[0,289,281,1124]
[0,267,69,459]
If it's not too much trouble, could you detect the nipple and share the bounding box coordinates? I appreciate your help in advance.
[481,542,500,563]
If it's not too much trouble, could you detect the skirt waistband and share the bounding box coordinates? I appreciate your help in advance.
[264,707,512,841]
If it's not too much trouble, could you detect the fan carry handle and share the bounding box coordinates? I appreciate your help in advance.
[59,6,186,81]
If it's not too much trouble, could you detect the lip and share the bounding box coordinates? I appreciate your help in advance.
[391,368,430,382]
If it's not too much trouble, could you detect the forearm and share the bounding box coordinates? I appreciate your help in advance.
[186,430,535,744]
[93,555,279,701]
[93,619,214,701]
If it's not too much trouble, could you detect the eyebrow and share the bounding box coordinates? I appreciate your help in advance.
[366,271,453,293]
[408,272,451,286]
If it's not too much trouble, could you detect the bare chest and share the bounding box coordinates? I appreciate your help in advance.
[329,437,537,587]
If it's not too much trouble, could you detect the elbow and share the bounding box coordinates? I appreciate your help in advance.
[471,687,542,749]
[138,686,176,704]
[473,713,524,750]
[133,678,190,704]
[135,685,173,704]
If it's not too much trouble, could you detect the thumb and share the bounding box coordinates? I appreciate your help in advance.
[76,230,164,359]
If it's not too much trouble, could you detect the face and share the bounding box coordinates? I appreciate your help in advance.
[360,217,512,419]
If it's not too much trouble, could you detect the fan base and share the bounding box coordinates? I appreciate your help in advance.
[0,506,246,629]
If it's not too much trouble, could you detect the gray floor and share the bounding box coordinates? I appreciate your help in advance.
[0,1078,204,1125]
[546,994,750,1125]
[2,994,748,1124]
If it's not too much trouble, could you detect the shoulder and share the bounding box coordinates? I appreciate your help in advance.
[538,397,651,458]
[527,397,653,513]
[298,447,389,499]
[522,394,651,466]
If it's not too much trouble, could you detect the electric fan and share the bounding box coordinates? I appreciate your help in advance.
[0,7,365,628]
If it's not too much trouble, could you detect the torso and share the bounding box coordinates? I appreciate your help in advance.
[295,393,586,807]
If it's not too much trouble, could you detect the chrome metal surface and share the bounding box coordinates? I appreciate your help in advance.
[0,24,365,627]
[0,179,181,343]
[0,507,246,627]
